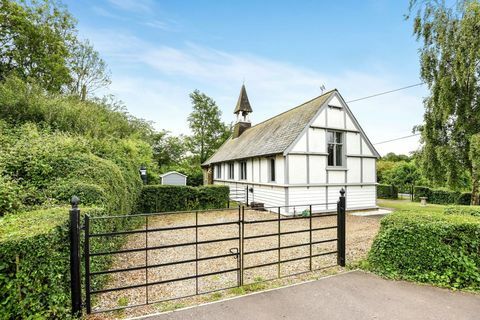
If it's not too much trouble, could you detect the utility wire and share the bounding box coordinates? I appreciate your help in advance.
[373,133,421,145]
[347,83,424,103]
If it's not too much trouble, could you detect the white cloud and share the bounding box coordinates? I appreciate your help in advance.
[88,30,426,155]
[107,0,153,13]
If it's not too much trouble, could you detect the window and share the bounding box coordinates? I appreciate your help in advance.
[240,161,247,180]
[216,164,222,179]
[269,158,276,182]
[327,131,344,167]
[228,162,234,179]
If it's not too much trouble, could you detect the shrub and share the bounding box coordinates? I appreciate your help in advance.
[0,205,139,319]
[377,184,398,199]
[414,186,470,205]
[0,176,24,216]
[430,189,461,205]
[367,210,480,290]
[137,185,229,213]
[413,186,431,201]
[0,123,154,214]
[0,208,71,319]
[457,192,472,205]
[444,206,480,217]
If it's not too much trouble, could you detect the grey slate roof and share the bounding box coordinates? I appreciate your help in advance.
[203,90,335,165]
[233,84,253,114]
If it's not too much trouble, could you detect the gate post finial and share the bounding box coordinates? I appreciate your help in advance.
[340,188,345,197]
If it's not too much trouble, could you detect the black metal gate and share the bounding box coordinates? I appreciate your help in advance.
[69,189,346,315]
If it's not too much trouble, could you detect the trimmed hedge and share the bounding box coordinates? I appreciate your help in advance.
[377,184,398,199]
[0,205,139,319]
[367,210,480,290]
[444,206,480,217]
[413,186,471,205]
[137,185,230,213]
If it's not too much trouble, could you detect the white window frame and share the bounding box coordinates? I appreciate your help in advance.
[239,161,247,180]
[216,164,222,179]
[327,131,344,167]
[228,162,234,180]
[268,157,276,182]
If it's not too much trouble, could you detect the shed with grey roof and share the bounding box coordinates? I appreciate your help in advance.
[160,171,187,186]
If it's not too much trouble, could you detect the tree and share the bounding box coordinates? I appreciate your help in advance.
[0,0,76,92]
[383,162,421,200]
[151,131,187,169]
[68,39,111,99]
[409,0,480,204]
[187,90,230,163]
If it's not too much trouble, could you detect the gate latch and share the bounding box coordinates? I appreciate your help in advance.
[229,247,239,259]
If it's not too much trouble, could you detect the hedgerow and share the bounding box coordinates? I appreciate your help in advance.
[137,185,230,213]
[0,205,139,320]
[413,186,471,205]
[366,210,480,290]
[376,184,398,199]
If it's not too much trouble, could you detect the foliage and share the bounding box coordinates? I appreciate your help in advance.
[470,134,480,204]
[0,76,154,139]
[409,1,480,198]
[0,208,71,319]
[0,122,154,214]
[0,176,24,216]
[151,130,187,169]
[136,185,229,213]
[367,209,480,290]
[377,184,398,199]
[0,204,140,319]
[67,38,111,99]
[0,0,110,95]
[444,206,480,217]
[413,186,471,205]
[187,90,230,164]
[163,159,204,186]
[382,161,421,195]
[376,160,397,183]
[0,0,76,92]
[457,192,473,206]
[413,186,431,201]
[381,152,412,162]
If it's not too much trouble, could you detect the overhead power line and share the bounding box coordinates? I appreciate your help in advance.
[347,83,424,103]
[373,133,421,145]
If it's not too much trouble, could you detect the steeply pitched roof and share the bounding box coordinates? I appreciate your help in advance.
[233,84,253,114]
[203,90,335,165]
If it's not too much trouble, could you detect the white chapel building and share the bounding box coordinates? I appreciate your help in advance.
[202,85,380,214]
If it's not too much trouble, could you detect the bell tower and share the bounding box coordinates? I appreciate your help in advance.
[232,84,252,138]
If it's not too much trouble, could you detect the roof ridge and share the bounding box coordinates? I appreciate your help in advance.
[246,89,337,129]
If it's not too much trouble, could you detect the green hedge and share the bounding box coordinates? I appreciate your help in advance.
[0,205,139,319]
[367,210,480,290]
[444,206,480,217]
[137,185,230,213]
[413,186,471,205]
[377,184,398,199]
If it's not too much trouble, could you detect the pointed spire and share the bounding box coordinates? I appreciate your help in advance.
[234,84,253,114]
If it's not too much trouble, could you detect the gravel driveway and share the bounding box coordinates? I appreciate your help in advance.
[88,208,381,319]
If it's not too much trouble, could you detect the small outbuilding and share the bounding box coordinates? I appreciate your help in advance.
[160,171,187,186]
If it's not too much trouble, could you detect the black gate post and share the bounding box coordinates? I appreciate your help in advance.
[69,196,82,316]
[337,188,346,267]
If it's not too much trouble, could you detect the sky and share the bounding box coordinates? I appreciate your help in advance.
[64,0,427,156]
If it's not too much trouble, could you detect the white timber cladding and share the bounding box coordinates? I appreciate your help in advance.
[209,91,378,214]
[346,186,376,209]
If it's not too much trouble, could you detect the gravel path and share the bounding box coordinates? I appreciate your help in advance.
[87,209,381,319]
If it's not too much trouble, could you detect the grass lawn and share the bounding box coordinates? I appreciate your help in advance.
[378,199,449,213]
